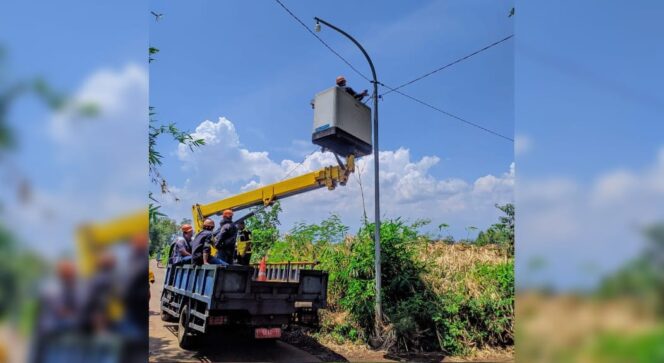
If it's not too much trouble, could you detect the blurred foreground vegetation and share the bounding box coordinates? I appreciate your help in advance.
[517,222,664,362]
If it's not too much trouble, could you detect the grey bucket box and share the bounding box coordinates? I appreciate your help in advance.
[312,87,372,157]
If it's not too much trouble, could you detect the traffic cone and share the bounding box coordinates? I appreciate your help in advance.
[257,256,267,281]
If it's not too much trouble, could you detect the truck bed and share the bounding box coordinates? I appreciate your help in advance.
[160,263,327,333]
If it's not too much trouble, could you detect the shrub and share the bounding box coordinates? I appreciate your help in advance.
[247,210,514,355]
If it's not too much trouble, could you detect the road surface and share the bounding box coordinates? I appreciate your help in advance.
[148,259,321,362]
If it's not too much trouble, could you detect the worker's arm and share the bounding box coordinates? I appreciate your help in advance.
[180,248,191,256]
[355,90,369,101]
[203,240,211,264]
[175,239,192,256]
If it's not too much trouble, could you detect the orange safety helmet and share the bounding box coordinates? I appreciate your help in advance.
[131,233,149,249]
[56,260,76,280]
[336,75,346,85]
[222,209,234,218]
[181,224,193,233]
[203,218,215,229]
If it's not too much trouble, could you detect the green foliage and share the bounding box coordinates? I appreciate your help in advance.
[245,207,514,354]
[149,107,205,181]
[0,223,46,326]
[0,224,17,317]
[437,223,454,244]
[269,214,348,262]
[0,50,97,151]
[149,215,177,257]
[588,326,664,363]
[246,202,282,261]
[149,46,159,63]
[430,263,515,355]
[473,203,514,255]
[598,223,664,316]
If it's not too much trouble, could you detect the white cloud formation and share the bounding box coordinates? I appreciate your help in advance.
[3,64,148,254]
[517,146,664,290]
[161,117,514,237]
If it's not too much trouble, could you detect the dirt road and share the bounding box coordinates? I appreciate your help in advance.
[148,260,321,362]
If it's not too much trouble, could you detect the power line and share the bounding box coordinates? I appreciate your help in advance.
[272,0,512,142]
[273,0,371,83]
[282,149,317,179]
[380,34,514,97]
[379,82,514,142]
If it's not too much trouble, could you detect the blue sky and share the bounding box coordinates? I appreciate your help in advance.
[0,1,147,256]
[150,1,514,180]
[150,1,515,238]
[517,1,663,179]
[516,1,664,290]
[4,1,659,290]
[0,1,146,186]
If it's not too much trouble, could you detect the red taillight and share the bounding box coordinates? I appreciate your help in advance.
[208,316,227,325]
[255,327,281,339]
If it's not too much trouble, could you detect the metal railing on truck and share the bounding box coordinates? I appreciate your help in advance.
[250,261,317,282]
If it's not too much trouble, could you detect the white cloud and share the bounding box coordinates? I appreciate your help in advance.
[3,64,148,255]
[517,146,664,290]
[591,147,664,208]
[161,117,514,237]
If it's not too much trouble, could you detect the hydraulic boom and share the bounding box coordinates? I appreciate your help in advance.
[191,154,355,232]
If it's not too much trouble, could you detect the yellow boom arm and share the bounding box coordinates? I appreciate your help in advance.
[192,155,355,232]
[76,210,149,276]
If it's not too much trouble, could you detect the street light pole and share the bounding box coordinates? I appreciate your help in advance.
[314,17,382,336]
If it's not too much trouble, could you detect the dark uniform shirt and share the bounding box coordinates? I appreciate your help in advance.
[340,86,366,101]
[191,229,214,265]
[215,218,238,252]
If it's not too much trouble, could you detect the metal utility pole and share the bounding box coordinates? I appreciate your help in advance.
[314,17,382,336]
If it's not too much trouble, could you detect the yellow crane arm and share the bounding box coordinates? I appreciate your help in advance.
[76,210,149,276]
[192,155,355,232]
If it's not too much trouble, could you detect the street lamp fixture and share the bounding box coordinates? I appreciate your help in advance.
[313,16,382,340]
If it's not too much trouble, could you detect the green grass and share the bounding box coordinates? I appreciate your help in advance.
[588,326,664,363]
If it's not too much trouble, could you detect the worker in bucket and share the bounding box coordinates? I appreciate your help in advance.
[235,220,252,265]
[336,75,368,101]
[170,223,193,265]
[215,209,238,264]
[192,218,227,265]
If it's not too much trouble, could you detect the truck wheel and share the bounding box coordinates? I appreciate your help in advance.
[161,310,176,322]
[177,304,196,349]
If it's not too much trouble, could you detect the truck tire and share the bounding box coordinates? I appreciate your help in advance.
[177,304,196,349]
[161,309,176,322]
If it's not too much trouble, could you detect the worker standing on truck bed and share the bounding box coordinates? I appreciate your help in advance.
[192,219,227,265]
[170,224,193,264]
[336,75,368,101]
[235,220,252,265]
[214,209,238,264]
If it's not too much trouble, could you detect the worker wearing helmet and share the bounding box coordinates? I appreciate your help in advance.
[214,209,238,264]
[31,259,80,362]
[336,75,368,101]
[235,220,253,265]
[191,218,227,265]
[170,223,194,265]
